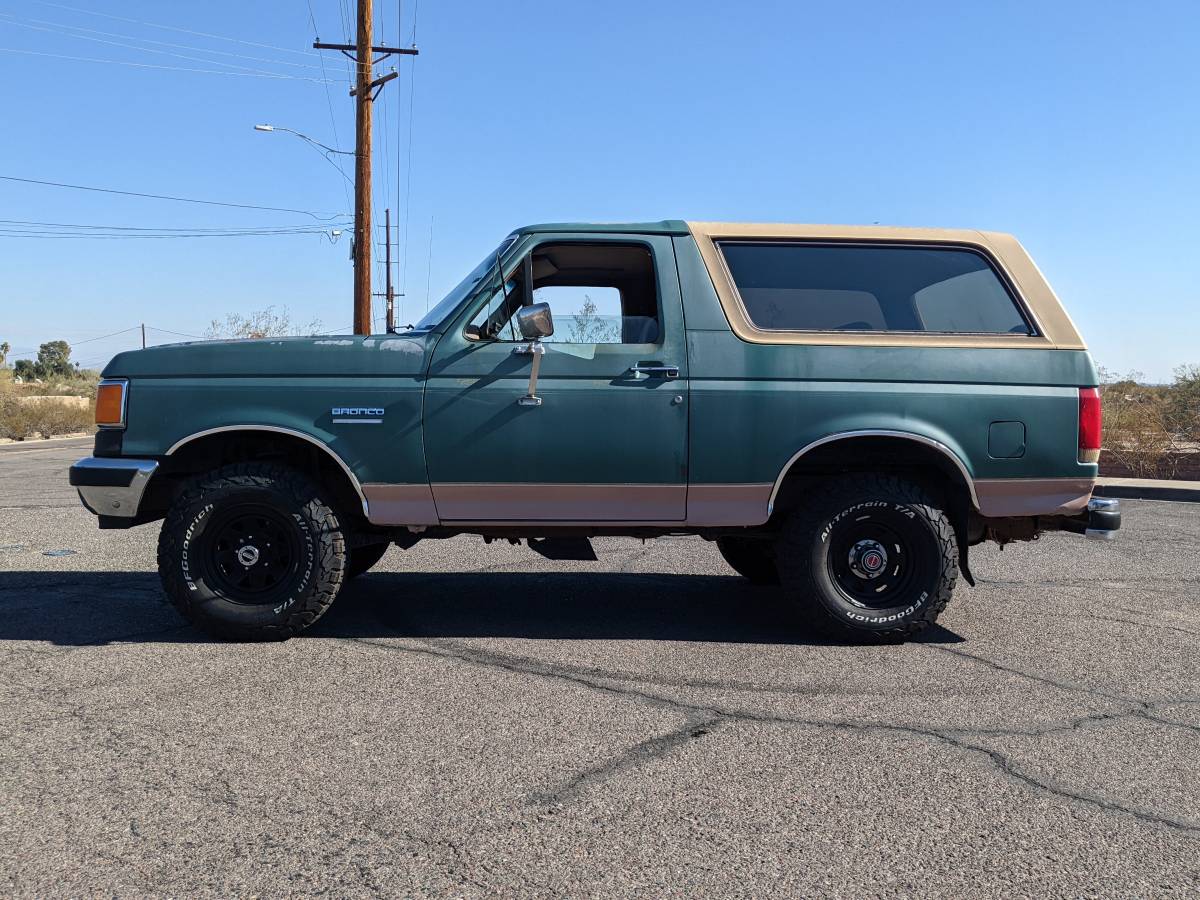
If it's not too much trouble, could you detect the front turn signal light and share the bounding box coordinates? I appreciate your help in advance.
[95,380,127,429]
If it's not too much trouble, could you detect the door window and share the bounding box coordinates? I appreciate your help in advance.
[467,242,660,344]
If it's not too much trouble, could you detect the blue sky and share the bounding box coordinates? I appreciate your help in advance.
[1,0,1196,379]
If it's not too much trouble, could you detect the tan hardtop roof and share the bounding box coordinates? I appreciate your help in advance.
[686,221,1086,350]
[687,220,1014,243]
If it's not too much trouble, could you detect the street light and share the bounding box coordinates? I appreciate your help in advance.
[253,124,354,184]
[253,124,354,156]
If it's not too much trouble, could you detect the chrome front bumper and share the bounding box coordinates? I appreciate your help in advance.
[69,457,158,518]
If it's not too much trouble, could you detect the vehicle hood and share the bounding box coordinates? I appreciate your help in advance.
[102,333,438,378]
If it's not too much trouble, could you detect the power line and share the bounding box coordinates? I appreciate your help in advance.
[145,327,205,339]
[399,53,417,296]
[70,326,141,346]
[0,174,347,220]
[30,0,316,57]
[0,46,339,82]
[0,218,349,232]
[306,0,354,211]
[0,12,327,71]
[0,231,342,240]
[0,13,325,78]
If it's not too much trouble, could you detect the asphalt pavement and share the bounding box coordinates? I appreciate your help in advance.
[1,438,1198,897]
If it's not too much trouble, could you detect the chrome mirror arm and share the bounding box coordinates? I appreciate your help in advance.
[514,340,546,406]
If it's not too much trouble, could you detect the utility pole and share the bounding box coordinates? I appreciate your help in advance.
[351,0,373,335]
[384,207,395,333]
[314,4,418,335]
[140,323,146,349]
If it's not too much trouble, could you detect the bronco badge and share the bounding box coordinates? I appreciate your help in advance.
[330,407,385,424]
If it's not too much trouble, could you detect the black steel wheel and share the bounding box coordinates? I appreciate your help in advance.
[201,504,305,603]
[824,506,936,610]
[774,474,957,641]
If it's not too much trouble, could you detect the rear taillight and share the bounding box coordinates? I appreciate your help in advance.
[1079,387,1101,464]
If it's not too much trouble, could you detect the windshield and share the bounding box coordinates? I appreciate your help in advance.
[412,237,517,331]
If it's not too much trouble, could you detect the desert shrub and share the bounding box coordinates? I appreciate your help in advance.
[0,396,94,440]
[1099,367,1199,478]
[1166,365,1200,443]
[1101,389,1171,477]
[0,395,33,440]
[31,370,101,399]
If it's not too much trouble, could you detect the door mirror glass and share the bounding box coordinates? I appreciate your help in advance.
[516,302,554,341]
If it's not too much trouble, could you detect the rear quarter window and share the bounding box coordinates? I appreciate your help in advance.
[717,242,1033,335]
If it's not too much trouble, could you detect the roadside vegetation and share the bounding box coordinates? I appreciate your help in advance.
[0,340,98,440]
[1099,365,1200,479]
[206,305,322,339]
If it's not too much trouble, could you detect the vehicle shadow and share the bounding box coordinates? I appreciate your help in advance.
[0,569,965,647]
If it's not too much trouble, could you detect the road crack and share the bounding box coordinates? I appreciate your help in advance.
[339,635,1200,834]
[529,716,723,806]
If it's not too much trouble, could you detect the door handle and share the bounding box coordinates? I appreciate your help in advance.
[628,365,679,380]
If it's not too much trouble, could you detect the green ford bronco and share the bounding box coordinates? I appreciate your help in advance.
[71,220,1120,641]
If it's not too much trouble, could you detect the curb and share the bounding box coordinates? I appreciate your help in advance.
[0,433,94,450]
[1094,483,1200,503]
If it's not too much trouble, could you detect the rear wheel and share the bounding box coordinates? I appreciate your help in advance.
[716,537,779,585]
[774,474,957,641]
[157,463,346,641]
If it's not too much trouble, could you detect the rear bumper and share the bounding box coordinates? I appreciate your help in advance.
[69,457,158,518]
[1082,496,1121,540]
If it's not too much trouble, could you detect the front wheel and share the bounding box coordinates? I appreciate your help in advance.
[157,463,347,641]
[774,474,958,641]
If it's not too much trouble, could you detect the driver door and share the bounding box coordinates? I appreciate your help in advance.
[422,233,688,522]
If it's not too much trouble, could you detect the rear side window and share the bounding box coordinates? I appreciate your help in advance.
[717,242,1032,335]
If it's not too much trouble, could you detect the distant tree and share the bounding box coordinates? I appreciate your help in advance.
[206,305,323,339]
[0,341,10,368]
[13,359,37,381]
[566,295,619,343]
[36,340,74,378]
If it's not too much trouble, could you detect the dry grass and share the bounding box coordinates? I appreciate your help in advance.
[0,379,95,440]
[1100,367,1200,479]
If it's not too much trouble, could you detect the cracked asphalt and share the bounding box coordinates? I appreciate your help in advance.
[1,437,1198,897]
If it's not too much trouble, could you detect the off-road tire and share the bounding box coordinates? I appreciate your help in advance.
[774,474,957,641]
[345,542,389,580]
[157,463,346,641]
[716,537,780,585]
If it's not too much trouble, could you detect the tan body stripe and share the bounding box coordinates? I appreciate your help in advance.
[973,478,1094,518]
[364,478,1095,527]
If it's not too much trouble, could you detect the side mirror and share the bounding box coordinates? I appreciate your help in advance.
[516,302,554,341]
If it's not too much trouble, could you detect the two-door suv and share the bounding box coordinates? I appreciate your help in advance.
[71,221,1119,641]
